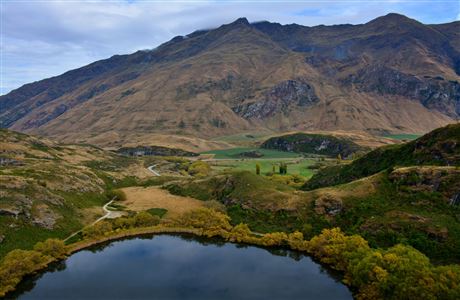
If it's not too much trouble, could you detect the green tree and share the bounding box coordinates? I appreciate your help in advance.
[134,211,160,227]
[188,161,211,177]
[33,239,67,259]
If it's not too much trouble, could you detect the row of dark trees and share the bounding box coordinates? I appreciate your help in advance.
[256,163,287,175]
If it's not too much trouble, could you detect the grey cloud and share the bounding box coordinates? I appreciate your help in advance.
[1,0,458,95]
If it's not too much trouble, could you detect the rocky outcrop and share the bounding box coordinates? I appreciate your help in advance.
[175,74,254,103]
[0,157,24,167]
[389,166,460,205]
[117,145,198,157]
[314,194,343,217]
[32,204,59,229]
[343,65,460,118]
[261,133,364,157]
[232,80,319,119]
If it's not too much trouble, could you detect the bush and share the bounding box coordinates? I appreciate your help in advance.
[146,208,168,218]
[112,217,136,229]
[260,232,288,246]
[82,221,113,238]
[0,249,50,297]
[188,161,211,177]
[33,239,67,259]
[307,228,460,299]
[111,189,127,201]
[176,208,232,236]
[307,228,370,271]
[203,200,227,213]
[134,211,160,227]
[229,223,252,243]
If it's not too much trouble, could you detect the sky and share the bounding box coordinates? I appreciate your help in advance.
[1,0,459,95]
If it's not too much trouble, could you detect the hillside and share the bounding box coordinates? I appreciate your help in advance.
[0,129,152,258]
[260,133,365,157]
[164,166,460,263]
[1,14,459,148]
[303,123,460,190]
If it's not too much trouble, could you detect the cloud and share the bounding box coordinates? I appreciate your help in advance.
[1,0,458,95]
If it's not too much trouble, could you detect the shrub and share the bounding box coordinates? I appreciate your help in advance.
[112,216,136,229]
[82,221,113,238]
[188,161,211,177]
[134,211,160,227]
[307,228,370,271]
[176,208,232,236]
[0,249,49,297]
[111,189,127,201]
[203,200,227,213]
[229,223,252,243]
[260,232,288,246]
[33,239,67,259]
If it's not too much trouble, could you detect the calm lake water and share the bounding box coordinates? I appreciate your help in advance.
[11,235,353,300]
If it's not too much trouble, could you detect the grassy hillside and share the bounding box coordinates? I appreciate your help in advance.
[0,129,149,258]
[165,166,460,263]
[311,167,460,263]
[303,124,460,190]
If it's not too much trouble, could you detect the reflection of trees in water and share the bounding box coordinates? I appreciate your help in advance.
[7,260,68,299]
[9,233,346,298]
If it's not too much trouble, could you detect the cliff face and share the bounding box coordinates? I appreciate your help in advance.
[1,14,459,147]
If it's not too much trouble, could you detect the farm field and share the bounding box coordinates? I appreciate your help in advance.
[209,158,317,178]
[383,133,422,141]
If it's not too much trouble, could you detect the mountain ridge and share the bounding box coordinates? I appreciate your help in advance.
[1,13,459,148]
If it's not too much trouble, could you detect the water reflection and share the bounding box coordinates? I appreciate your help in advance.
[10,234,353,300]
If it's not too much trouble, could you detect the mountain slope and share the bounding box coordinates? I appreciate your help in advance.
[0,129,151,258]
[303,123,460,190]
[1,14,459,147]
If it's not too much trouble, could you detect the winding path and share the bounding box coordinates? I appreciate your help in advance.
[64,198,119,242]
[147,164,161,176]
[65,165,161,242]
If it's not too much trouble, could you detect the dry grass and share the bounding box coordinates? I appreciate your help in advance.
[297,172,379,206]
[120,186,205,217]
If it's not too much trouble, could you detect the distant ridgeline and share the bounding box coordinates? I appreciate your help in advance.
[260,133,365,158]
[117,146,198,157]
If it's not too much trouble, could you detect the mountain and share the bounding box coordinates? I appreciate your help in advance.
[303,123,460,190]
[1,14,459,148]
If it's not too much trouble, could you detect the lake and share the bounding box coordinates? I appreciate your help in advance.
[10,235,353,299]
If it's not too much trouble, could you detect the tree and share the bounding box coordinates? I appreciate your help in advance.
[188,161,211,177]
[256,163,261,175]
[134,211,160,227]
[177,208,232,236]
[33,239,67,259]
[337,153,342,164]
[279,162,288,174]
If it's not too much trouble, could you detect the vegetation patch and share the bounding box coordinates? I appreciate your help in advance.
[304,124,460,190]
[261,133,365,158]
[146,208,168,218]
